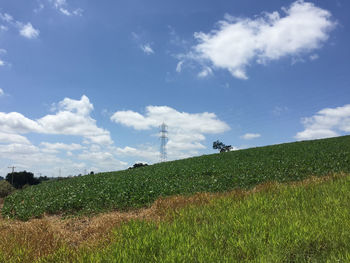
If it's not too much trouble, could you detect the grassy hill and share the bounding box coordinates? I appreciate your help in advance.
[2,135,350,221]
[36,174,350,262]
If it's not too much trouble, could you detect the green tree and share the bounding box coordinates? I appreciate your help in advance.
[6,171,39,189]
[213,140,232,153]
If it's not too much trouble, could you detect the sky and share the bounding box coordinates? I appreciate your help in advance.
[0,0,349,177]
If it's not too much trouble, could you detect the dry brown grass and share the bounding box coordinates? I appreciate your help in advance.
[0,173,347,262]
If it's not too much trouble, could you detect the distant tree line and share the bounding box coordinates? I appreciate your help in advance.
[5,171,50,189]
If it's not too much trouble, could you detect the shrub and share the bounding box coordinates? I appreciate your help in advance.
[0,180,15,198]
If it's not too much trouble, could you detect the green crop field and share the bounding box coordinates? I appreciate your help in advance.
[2,135,350,221]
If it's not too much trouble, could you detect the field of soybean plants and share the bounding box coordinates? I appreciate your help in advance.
[2,135,350,221]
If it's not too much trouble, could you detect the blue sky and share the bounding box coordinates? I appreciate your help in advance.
[0,0,349,177]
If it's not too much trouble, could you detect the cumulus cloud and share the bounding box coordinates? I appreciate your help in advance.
[0,132,31,144]
[140,44,154,55]
[0,96,136,176]
[182,0,336,79]
[111,106,230,160]
[19,23,40,39]
[0,88,3,96]
[241,133,261,140]
[295,104,350,140]
[0,95,113,145]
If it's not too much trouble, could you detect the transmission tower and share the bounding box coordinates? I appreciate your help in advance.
[159,123,168,162]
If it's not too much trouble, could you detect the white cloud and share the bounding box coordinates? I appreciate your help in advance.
[309,54,319,60]
[0,143,39,155]
[0,13,13,23]
[111,106,230,160]
[0,95,113,145]
[273,106,289,116]
[59,8,71,16]
[241,133,261,140]
[0,50,5,66]
[19,22,40,39]
[40,142,84,153]
[198,66,213,78]
[0,96,138,176]
[0,132,31,144]
[78,150,128,171]
[72,8,83,16]
[176,61,183,73]
[0,12,40,40]
[116,146,159,162]
[0,88,3,96]
[50,0,83,16]
[111,106,229,133]
[295,104,350,140]
[34,3,45,13]
[182,0,336,79]
[140,44,154,55]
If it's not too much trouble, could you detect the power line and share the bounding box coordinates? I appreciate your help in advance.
[8,166,16,185]
[160,123,168,162]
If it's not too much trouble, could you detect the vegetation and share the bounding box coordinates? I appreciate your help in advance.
[129,163,149,169]
[5,171,50,189]
[0,174,348,262]
[0,180,15,198]
[213,140,232,152]
[52,174,350,263]
[2,135,350,221]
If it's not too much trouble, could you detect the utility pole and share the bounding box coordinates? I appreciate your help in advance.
[159,123,168,162]
[59,168,61,177]
[8,166,16,185]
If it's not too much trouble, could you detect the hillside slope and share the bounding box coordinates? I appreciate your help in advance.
[2,135,350,220]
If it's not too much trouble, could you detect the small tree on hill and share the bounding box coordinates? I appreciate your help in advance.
[129,163,148,169]
[213,140,232,153]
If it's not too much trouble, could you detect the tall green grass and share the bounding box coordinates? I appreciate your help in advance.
[3,135,350,220]
[40,175,350,262]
